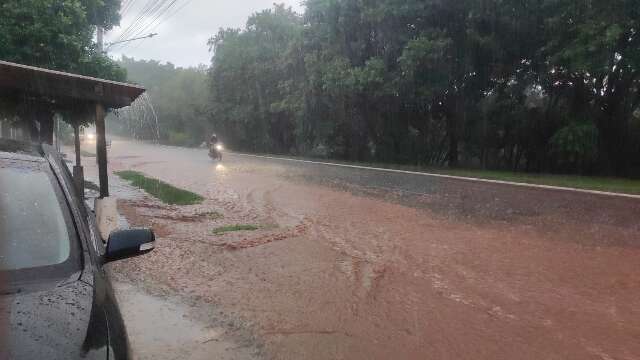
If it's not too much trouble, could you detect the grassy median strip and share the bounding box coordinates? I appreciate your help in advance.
[437,169,640,195]
[115,170,204,205]
[212,224,259,235]
[342,161,640,195]
[248,153,640,196]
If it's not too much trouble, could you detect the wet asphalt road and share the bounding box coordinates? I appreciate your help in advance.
[109,140,640,230]
[105,140,640,360]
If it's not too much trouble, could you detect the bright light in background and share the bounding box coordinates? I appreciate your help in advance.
[106,0,304,67]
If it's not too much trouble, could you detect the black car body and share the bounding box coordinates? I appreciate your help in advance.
[0,139,154,359]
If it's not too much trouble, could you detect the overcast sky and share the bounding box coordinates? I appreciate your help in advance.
[105,0,304,68]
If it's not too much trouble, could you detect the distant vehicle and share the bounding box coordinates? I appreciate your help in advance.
[80,129,111,148]
[209,143,223,161]
[0,139,155,360]
[80,132,96,143]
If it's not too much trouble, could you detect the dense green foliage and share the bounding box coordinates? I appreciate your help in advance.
[112,57,210,146]
[0,0,125,80]
[207,1,640,177]
[115,170,204,205]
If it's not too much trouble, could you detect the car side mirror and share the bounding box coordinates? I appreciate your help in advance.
[105,229,155,263]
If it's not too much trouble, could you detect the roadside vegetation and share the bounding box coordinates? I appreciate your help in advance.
[439,170,640,195]
[0,0,125,81]
[202,1,640,179]
[109,1,640,182]
[212,224,259,235]
[340,160,640,195]
[249,153,640,195]
[115,170,204,205]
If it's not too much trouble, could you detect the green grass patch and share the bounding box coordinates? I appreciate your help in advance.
[115,170,204,205]
[212,224,259,235]
[81,150,96,157]
[432,169,640,195]
[252,153,640,196]
[201,211,224,220]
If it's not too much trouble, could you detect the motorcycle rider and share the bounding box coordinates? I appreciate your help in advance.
[208,133,223,160]
[209,133,218,146]
[208,133,218,153]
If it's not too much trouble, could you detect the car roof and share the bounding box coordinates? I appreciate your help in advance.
[0,138,45,162]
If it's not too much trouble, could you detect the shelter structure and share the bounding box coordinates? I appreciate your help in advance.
[0,60,145,198]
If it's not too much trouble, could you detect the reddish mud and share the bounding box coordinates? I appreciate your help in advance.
[102,141,639,360]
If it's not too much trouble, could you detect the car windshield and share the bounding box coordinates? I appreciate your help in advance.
[0,157,78,274]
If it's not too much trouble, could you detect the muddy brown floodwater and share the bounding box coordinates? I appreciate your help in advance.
[85,140,640,360]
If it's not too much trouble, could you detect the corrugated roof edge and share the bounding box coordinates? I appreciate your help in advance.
[0,60,145,91]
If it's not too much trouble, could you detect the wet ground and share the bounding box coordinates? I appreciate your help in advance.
[111,281,259,360]
[85,140,640,359]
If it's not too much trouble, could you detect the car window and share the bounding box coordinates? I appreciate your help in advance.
[0,158,80,277]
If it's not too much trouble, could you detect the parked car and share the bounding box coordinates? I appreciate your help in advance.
[0,138,155,359]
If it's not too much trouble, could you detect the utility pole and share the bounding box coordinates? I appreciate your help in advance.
[97,26,104,53]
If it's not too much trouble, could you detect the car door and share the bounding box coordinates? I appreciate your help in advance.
[42,145,133,359]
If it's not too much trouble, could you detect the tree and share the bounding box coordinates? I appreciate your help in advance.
[202,1,640,177]
[0,0,125,81]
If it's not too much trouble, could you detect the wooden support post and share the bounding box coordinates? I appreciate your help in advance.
[95,103,109,198]
[72,122,84,197]
[74,123,81,167]
[40,112,54,145]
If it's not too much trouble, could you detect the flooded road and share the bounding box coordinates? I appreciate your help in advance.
[101,140,640,360]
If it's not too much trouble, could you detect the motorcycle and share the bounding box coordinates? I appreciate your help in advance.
[209,143,223,161]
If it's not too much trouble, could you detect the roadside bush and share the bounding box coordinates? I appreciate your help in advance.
[167,131,190,147]
[550,123,599,173]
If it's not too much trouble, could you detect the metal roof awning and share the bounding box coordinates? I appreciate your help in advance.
[0,60,145,109]
[0,60,147,199]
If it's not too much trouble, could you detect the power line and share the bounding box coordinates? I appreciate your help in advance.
[127,0,194,52]
[106,33,158,49]
[150,0,194,32]
[126,0,178,42]
[117,1,161,41]
[113,0,164,44]
[120,0,137,17]
[118,0,187,52]
[111,0,195,52]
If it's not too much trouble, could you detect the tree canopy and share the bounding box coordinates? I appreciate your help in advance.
[0,0,125,81]
[206,1,640,177]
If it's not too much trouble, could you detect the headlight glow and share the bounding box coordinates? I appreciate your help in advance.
[87,133,96,140]
[215,144,223,151]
